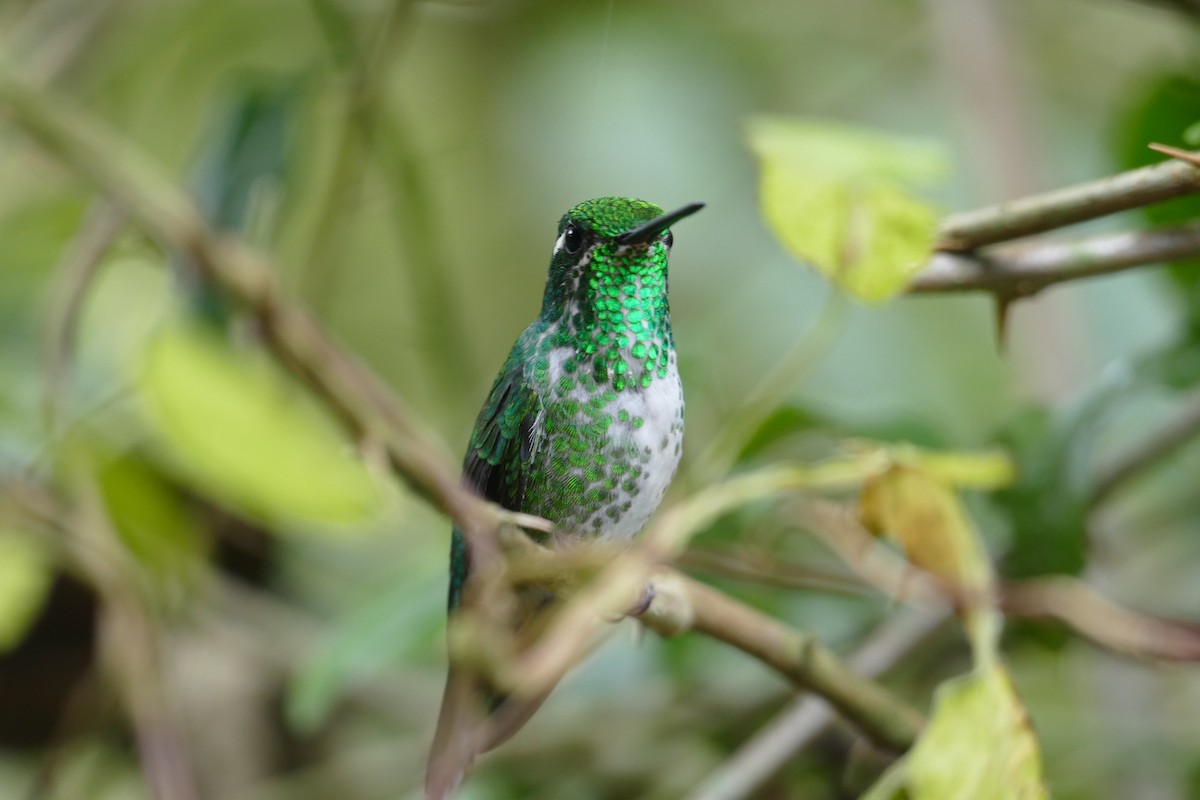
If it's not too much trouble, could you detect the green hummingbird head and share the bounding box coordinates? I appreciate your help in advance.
[539,197,704,322]
[534,197,703,392]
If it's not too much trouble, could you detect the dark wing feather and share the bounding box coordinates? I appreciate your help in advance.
[449,358,540,611]
[462,369,539,509]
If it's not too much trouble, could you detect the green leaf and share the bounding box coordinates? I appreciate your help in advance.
[890,445,1015,490]
[1185,120,1200,147]
[736,403,834,462]
[994,391,1121,580]
[746,117,946,303]
[860,465,993,595]
[858,462,1000,663]
[864,665,1048,800]
[191,82,295,237]
[181,82,299,324]
[0,530,55,652]
[97,452,207,581]
[138,322,383,527]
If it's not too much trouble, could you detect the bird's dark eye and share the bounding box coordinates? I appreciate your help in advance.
[562,223,584,255]
[663,230,674,249]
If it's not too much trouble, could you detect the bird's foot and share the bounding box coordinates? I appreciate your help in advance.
[625,583,656,618]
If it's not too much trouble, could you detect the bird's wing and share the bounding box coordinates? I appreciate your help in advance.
[462,363,541,511]
[447,356,541,612]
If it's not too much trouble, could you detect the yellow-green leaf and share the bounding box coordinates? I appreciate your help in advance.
[138,322,382,527]
[747,117,945,303]
[97,452,207,581]
[892,446,1016,490]
[1184,120,1200,146]
[859,465,992,598]
[864,665,1048,800]
[859,463,1000,664]
[0,531,54,652]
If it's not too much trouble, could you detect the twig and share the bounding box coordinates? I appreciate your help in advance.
[686,609,948,800]
[503,534,927,753]
[1089,385,1200,507]
[935,151,1200,251]
[647,575,925,752]
[1150,143,1200,168]
[41,201,127,435]
[910,222,1200,297]
[1001,577,1200,661]
[686,292,847,486]
[677,545,869,596]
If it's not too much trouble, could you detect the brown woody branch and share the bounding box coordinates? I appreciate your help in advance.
[935,151,1200,251]
[910,222,1200,297]
[643,573,925,751]
[908,147,1200,298]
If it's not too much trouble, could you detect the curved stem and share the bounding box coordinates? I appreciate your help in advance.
[687,291,848,486]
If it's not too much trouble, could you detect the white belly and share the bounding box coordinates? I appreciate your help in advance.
[540,347,684,540]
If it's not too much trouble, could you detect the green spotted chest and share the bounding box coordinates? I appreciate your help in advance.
[522,342,684,539]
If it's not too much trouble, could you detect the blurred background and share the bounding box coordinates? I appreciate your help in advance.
[1,0,1199,797]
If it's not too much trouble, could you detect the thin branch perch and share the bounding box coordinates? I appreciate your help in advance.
[935,152,1200,251]
[642,573,925,752]
[911,222,1200,297]
[500,532,925,753]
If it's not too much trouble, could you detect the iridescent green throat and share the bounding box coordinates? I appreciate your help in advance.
[535,200,674,394]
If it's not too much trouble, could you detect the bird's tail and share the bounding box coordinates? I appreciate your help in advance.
[425,591,559,800]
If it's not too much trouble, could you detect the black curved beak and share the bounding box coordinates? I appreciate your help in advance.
[615,201,705,245]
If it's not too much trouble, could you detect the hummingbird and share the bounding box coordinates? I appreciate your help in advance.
[426,197,704,798]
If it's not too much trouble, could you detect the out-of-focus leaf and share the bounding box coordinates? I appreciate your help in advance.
[995,410,1086,580]
[993,370,1134,648]
[97,452,207,580]
[858,456,1005,662]
[994,405,1100,580]
[864,665,1048,800]
[814,441,1015,491]
[1134,338,1200,390]
[736,403,834,462]
[860,465,992,598]
[891,446,1015,490]
[1185,120,1200,146]
[746,117,946,304]
[0,530,55,652]
[138,322,382,527]
[178,81,298,323]
[287,569,443,732]
[191,82,295,237]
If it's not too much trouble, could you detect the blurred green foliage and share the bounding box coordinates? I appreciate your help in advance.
[748,117,945,303]
[0,1,1199,799]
